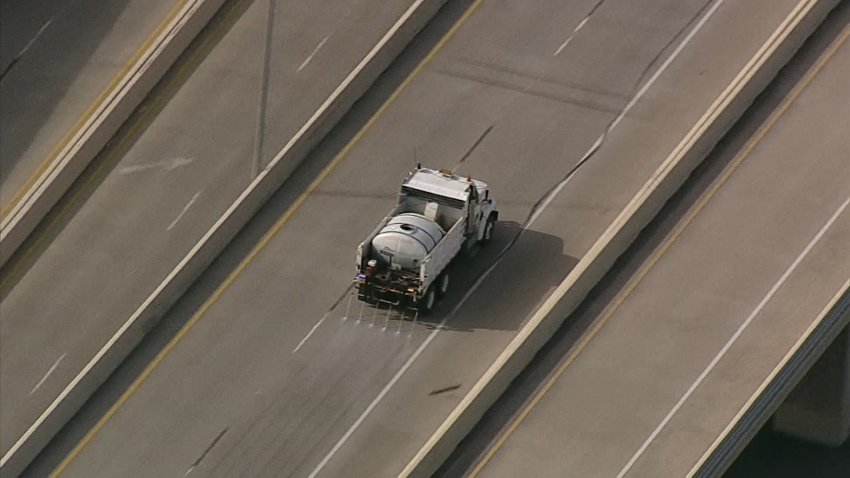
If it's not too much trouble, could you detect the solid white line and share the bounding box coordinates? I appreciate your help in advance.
[616,196,850,478]
[297,36,329,72]
[29,353,66,396]
[292,313,329,354]
[167,191,201,231]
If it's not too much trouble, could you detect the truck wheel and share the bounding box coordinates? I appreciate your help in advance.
[437,272,450,297]
[420,288,437,313]
[480,215,496,244]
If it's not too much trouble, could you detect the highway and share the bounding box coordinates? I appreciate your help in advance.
[456,14,849,478]
[36,0,833,477]
[1,0,428,473]
[0,0,178,219]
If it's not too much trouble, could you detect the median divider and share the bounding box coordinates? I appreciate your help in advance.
[400,0,839,476]
[0,0,446,475]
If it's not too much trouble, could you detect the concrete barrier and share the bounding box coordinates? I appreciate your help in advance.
[400,0,839,476]
[0,1,446,475]
[0,0,229,268]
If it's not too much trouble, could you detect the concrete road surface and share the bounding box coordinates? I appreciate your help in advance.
[1,0,421,465]
[42,0,829,477]
[467,19,850,478]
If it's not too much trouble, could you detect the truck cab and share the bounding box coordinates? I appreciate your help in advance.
[401,166,498,244]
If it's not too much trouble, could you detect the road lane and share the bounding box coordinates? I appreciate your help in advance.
[469,21,850,478]
[46,0,830,477]
[1,0,426,470]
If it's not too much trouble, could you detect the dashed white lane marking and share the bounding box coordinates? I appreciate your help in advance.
[119,156,196,175]
[167,191,201,231]
[616,195,850,478]
[553,36,573,56]
[29,353,66,396]
[297,36,330,72]
[554,16,589,56]
[19,18,54,59]
[292,312,329,354]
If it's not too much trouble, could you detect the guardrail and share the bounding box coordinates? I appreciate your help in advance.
[400,0,839,476]
[0,0,447,475]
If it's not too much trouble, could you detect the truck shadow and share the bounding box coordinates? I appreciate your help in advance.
[415,220,578,332]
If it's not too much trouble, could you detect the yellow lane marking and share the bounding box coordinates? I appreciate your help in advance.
[0,0,248,294]
[50,1,484,475]
[467,22,850,478]
[0,0,194,221]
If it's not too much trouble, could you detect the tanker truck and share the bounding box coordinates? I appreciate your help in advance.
[355,165,498,313]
